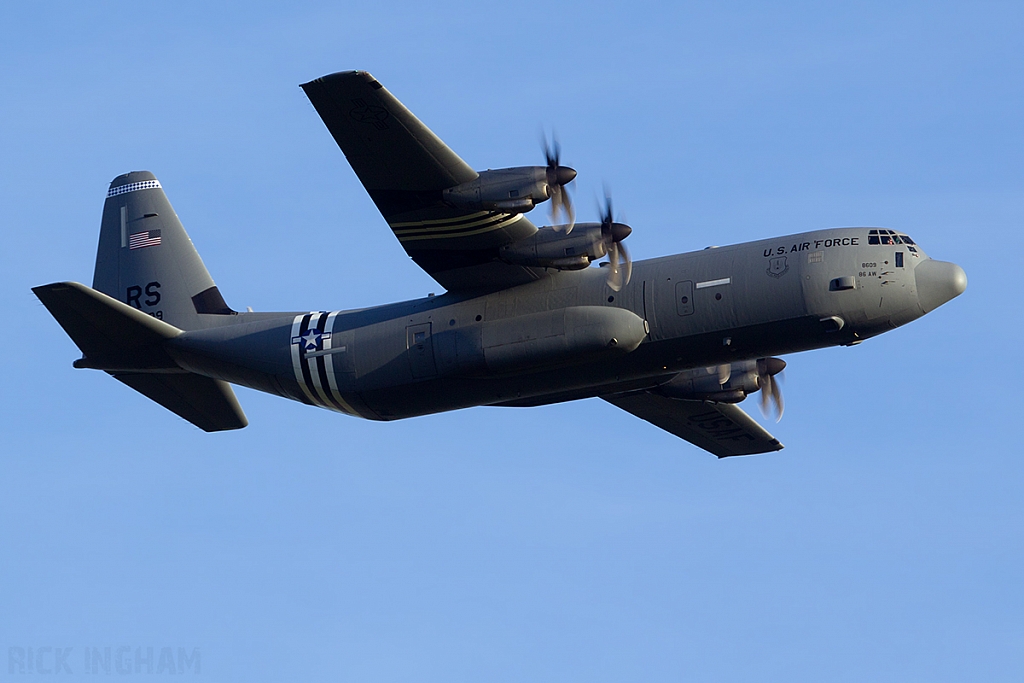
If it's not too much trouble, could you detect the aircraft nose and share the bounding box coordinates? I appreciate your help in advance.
[915,259,967,313]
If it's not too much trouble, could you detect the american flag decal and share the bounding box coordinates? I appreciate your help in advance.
[128,229,161,250]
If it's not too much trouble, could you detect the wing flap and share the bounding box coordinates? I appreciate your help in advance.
[603,392,783,458]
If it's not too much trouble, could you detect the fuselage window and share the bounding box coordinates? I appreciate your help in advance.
[895,252,904,267]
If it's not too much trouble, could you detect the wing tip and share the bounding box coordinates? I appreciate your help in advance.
[300,70,376,90]
[715,439,785,458]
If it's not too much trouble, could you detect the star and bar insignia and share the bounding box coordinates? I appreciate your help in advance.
[291,328,331,351]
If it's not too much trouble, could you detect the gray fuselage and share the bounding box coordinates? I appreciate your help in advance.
[167,227,963,421]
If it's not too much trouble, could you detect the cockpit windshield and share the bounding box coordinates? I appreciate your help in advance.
[869,229,917,252]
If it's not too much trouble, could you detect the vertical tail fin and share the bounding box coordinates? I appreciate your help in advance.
[92,171,234,330]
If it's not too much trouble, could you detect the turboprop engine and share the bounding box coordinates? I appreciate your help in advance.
[443,137,577,223]
[499,195,634,291]
[498,222,630,270]
[656,358,787,419]
[442,165,576,214]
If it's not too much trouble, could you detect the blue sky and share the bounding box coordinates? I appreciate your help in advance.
[2,2,1022,680]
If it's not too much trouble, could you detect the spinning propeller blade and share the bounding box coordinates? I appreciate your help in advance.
[542,134,576,232]
[599,194,633,291]
[756,357,786,422]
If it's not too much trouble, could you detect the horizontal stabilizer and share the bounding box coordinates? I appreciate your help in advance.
[33,281,181,368]
[33,281,247,432]
[113,373,247,432]
[603,391,783,458]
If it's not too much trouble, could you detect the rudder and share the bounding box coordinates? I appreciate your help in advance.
[93,171,234,330]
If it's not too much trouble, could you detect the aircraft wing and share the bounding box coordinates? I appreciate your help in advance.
[602,392,784,458]
[301,71,542,292]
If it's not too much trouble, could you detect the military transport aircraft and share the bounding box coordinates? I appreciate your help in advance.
[33,70,967,457]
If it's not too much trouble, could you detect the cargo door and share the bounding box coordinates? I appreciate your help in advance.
[406,323,437,379]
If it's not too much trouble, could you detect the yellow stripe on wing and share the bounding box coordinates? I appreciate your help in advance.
[394,214,524,242]
[389,211,492,228]
[391,213,519,235]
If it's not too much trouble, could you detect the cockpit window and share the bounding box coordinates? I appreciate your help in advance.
[868,229,916,247]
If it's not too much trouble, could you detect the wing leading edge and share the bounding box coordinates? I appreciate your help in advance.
[602,392,784,458]
[301,71,541,291]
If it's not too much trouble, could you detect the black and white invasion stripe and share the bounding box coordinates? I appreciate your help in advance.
[290,312,360,416]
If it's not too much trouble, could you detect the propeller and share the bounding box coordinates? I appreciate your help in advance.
[756,357,786,422]
[598,194,632,292]
[542,135,576,232]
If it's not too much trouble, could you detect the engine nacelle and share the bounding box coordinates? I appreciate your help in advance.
[442,167,552,213]
[656,360,762,402]
[498,224,608,270]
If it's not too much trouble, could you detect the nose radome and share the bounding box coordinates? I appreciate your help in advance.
[915,259,967,313]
